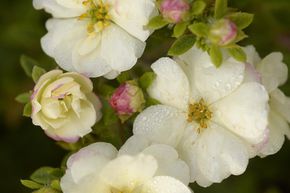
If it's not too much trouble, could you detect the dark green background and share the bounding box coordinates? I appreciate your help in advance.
[0,0,289,193]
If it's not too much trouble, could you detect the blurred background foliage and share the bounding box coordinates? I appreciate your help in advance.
[0,0,289,193]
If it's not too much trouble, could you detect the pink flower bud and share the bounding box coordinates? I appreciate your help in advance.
[209,19,238,46]
[110,82,145,116]
[160,0,190,23]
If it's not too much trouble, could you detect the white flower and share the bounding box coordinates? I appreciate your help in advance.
[130,47,269,187]
[31,70,102,143]
[33,0,157,79]
[61,142,192,193]
[243,46,290,157]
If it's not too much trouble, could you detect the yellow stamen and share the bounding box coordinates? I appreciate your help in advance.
[187,98,213,133]
[79,0,111,33]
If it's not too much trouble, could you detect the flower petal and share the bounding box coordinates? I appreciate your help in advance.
[100,154,158,192]
[178,47,245,103]
[108,0,157,41]
[194,124,249,183]
[257,52,288,92]
[66,142,117,183]
[270,89,290,124]
[212,82,269,144]
[142,144,190,185]
[33,0,86,18]
[259,111,288,157]
[148,57,190,110]
[136,176,192,193]
[97,24,146,78]
[119,135,151,156]
[133,105,187,147]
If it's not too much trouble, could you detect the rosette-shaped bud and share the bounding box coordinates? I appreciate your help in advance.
[110,82,145,116]
[159,0,190,23]
[209,19,238,46]
[31,70,102,143]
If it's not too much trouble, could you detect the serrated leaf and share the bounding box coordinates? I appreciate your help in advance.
[117,71,131,83]
[23,102,32,117]
[148,15,169,30]
[210,45,223,67]
[173,22,188,38]
[32,66,46,83]
[15,92,31,104]
[20,55,39,77]
[168,35,196,56]
[191,0,207,16]
[227,12,254,30]
[21,180,43,189]
[215,0,228,19]
[228,47,247,62]
[139,72,156,89]
[30,167,64,185]
[188,22,209,37]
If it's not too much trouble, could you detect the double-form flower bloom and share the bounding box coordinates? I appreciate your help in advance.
[243,46,290,156]
[33,0,157,78]
[61,142,192,193]
[125,47,269,186]
[31,70,102,143]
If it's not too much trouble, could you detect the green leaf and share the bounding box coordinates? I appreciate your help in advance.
[148,15,169,30]
[50,180,61,191]
[117,71,131,83]
[188,22,209,37]
[97,84,115,98]
[191,0,207,16]
[15,92,31,104]
[173,22,188,38]
[139,72,156,89]
[20,55,39,77]
[227,46,247,62]
[21,180,43,189]
[228,12,254,30]
[32,66,46,83]
[214,0,228,19]
[30,167,64,185]
[102,100,118,126]
[23,102,32,117]
[32,187,60,193]
[235,30,248,42]
[168,35,196,56]
[145,97,160,107]
[209,45,223,67]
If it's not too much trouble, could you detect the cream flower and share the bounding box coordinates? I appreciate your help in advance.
[130,47,269,187]
[61,142,192,193]
[31,70,102,143]
[33,0,157,79]
[243,46,290,157]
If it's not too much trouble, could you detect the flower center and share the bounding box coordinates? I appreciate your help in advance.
[187,98,212,133]
[79,0,111,33]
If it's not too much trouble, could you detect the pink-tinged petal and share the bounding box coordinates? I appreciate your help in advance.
[244,63,262,83]
[45,130,79,143]
[160,0,190,23]
[110,83,145,115]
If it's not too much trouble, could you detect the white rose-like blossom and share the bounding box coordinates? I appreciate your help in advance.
[243,46,290,157]
[33,0,157,79]
[31,70,102,143]
[129,47,269,187]
[61,142,192,193]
